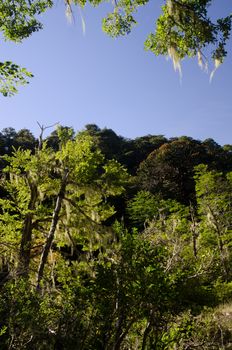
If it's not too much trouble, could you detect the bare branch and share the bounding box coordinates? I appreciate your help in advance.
[37,121,59,150]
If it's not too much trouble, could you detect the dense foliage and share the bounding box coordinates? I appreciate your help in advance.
[0,1,231,95]
[0,124,231,349]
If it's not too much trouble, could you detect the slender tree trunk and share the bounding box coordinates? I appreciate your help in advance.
[190,204,198,258]
[141,321,152,350]
[112,319,134,350]
[18,180,37,277]
[207,205,229,280]
[112,314,124,350]
[36,169,69,290]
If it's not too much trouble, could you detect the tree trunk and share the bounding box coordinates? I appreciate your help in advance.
[141,321,151,350]
[36,169,69,290]
[190,204,198,258]
[112,319,134,350]
[18,179,37,277]
[207,204,229,280]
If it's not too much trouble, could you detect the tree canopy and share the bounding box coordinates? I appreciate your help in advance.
[0,0,231,95]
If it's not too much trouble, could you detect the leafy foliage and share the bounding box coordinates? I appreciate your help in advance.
[0,0,52,95]
[0,125,231,348]
[0,61,33,97]
[0,0,231,95]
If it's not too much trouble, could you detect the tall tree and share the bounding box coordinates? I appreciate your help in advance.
[136,137,206,203]
[0,128,129,285]
[136,137,232,204]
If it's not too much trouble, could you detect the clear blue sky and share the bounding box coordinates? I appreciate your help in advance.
[0,0,231,145]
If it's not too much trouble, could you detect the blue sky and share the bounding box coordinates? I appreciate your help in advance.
[0,0,231,145]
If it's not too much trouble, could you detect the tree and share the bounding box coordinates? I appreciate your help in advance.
[1,0,231,95]
[102,0,232,69]
[83,124,126,163]
[194,165,232,281]
[0,127,129,285]
[143,1,232,77]
[14,129,37,150]
[136,137,206,203]
[0,127,17,153]
[136,137,232,204]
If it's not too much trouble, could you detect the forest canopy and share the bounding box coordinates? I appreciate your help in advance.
[0,0,231,95]
[0,124,232,349]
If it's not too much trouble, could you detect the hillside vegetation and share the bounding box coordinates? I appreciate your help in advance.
[0,125,231,349]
